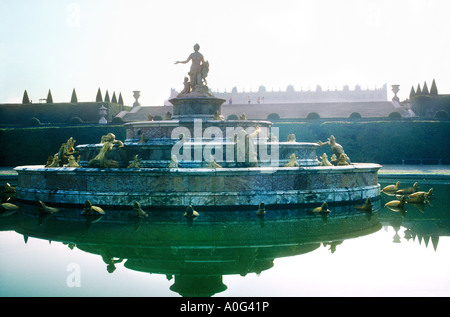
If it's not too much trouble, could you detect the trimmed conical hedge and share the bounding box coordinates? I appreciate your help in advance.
[47,90,53,103]
[71,89,78,103]
[96,88,103,102]
[22,90,30,104]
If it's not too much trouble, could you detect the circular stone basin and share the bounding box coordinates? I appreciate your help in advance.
[14,163,381,208]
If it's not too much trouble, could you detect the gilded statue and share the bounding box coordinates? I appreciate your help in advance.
[184,205,199,218]
[382,181,400,193]
[207,155,222,168]
[317,135,351,164]
[256,202,266,216]
[313,202,331,214]
[82,200,105,214]
[395,182,419,195]
[287,134,296,142]
[57,137,78,166]
[127,155,141,168]
[133,201,148,217]
[88,133,124,168]
[284,153,299,167]
[354,198,373,211]
[38,201,60,214]
[239,113,247,120]
[46,154,61,168]
[164,112,172,120]
[168,155,180,168]
[384,196,407,210]
[319,153,332,166]
[337,154,349,166]
[213,110,225,121]
[66,155,80,167]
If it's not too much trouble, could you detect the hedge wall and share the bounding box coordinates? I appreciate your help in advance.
[273,120,450,164]
[1,121,449,166]
[0,125,126,166]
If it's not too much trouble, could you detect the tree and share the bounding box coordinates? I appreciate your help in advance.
[416,84,422,95]
[71,89,78,103]
[111,92,117,103]
[104,90,110,102]
[306,112,320,119]
[96,88,103,102]
[22,90,30,104]
[430,79,438,95]
[388,111,402,119]
[409,86,416,99]
[46,89,53,103]
[118,93,124,105]
[422,81,429,95]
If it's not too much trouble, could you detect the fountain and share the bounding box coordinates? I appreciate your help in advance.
[14,44,381,209]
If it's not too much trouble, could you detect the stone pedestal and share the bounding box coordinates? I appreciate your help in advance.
[169,97,226,119]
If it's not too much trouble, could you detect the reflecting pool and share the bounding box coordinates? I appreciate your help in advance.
[1,180,449,297]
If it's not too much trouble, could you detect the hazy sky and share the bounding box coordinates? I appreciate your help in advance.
[1,0,449,106]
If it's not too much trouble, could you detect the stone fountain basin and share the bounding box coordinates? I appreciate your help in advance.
[14,163,381,208]
[76,140,320,168]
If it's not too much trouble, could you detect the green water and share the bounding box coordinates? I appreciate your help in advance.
[1,180,449,297]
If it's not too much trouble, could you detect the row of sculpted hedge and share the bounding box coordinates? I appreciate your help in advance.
[0,102,129,125]
[1,121,449,166]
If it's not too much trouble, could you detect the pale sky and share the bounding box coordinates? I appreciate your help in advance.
[1,0,449,106]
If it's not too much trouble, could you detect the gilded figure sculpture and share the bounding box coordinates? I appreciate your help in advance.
[317,135,351,164]
[127,155,141,168]
[313,202,331,214]
[213,110,224,121]
[256,202,266,216]
[287,134,296,142]
[184,205,199,217]
[133,201,148,217]
[88,133,124,168]
[57,137,78,166]
[319,153,332,166]
[38,201,60,214]
[385,196,407,209]
[46,154,61,167]
[354,198,373,211]
[164,112,172,120]
[4,183,16,194]
[82,200,105,214]
[337,154,349,165]
[168,155,180,168]
[66,155,80,167]
[284,153,299,167]
[395,182,419,195]
[239,113,247,120]
[207,155,222,168]
[382,181,400,193]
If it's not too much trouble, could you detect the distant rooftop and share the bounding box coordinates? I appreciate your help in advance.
[165,84,388,106]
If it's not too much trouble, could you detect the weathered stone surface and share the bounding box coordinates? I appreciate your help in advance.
[14,163,381,208]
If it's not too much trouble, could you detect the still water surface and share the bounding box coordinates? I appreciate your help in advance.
[1,180,449,297]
